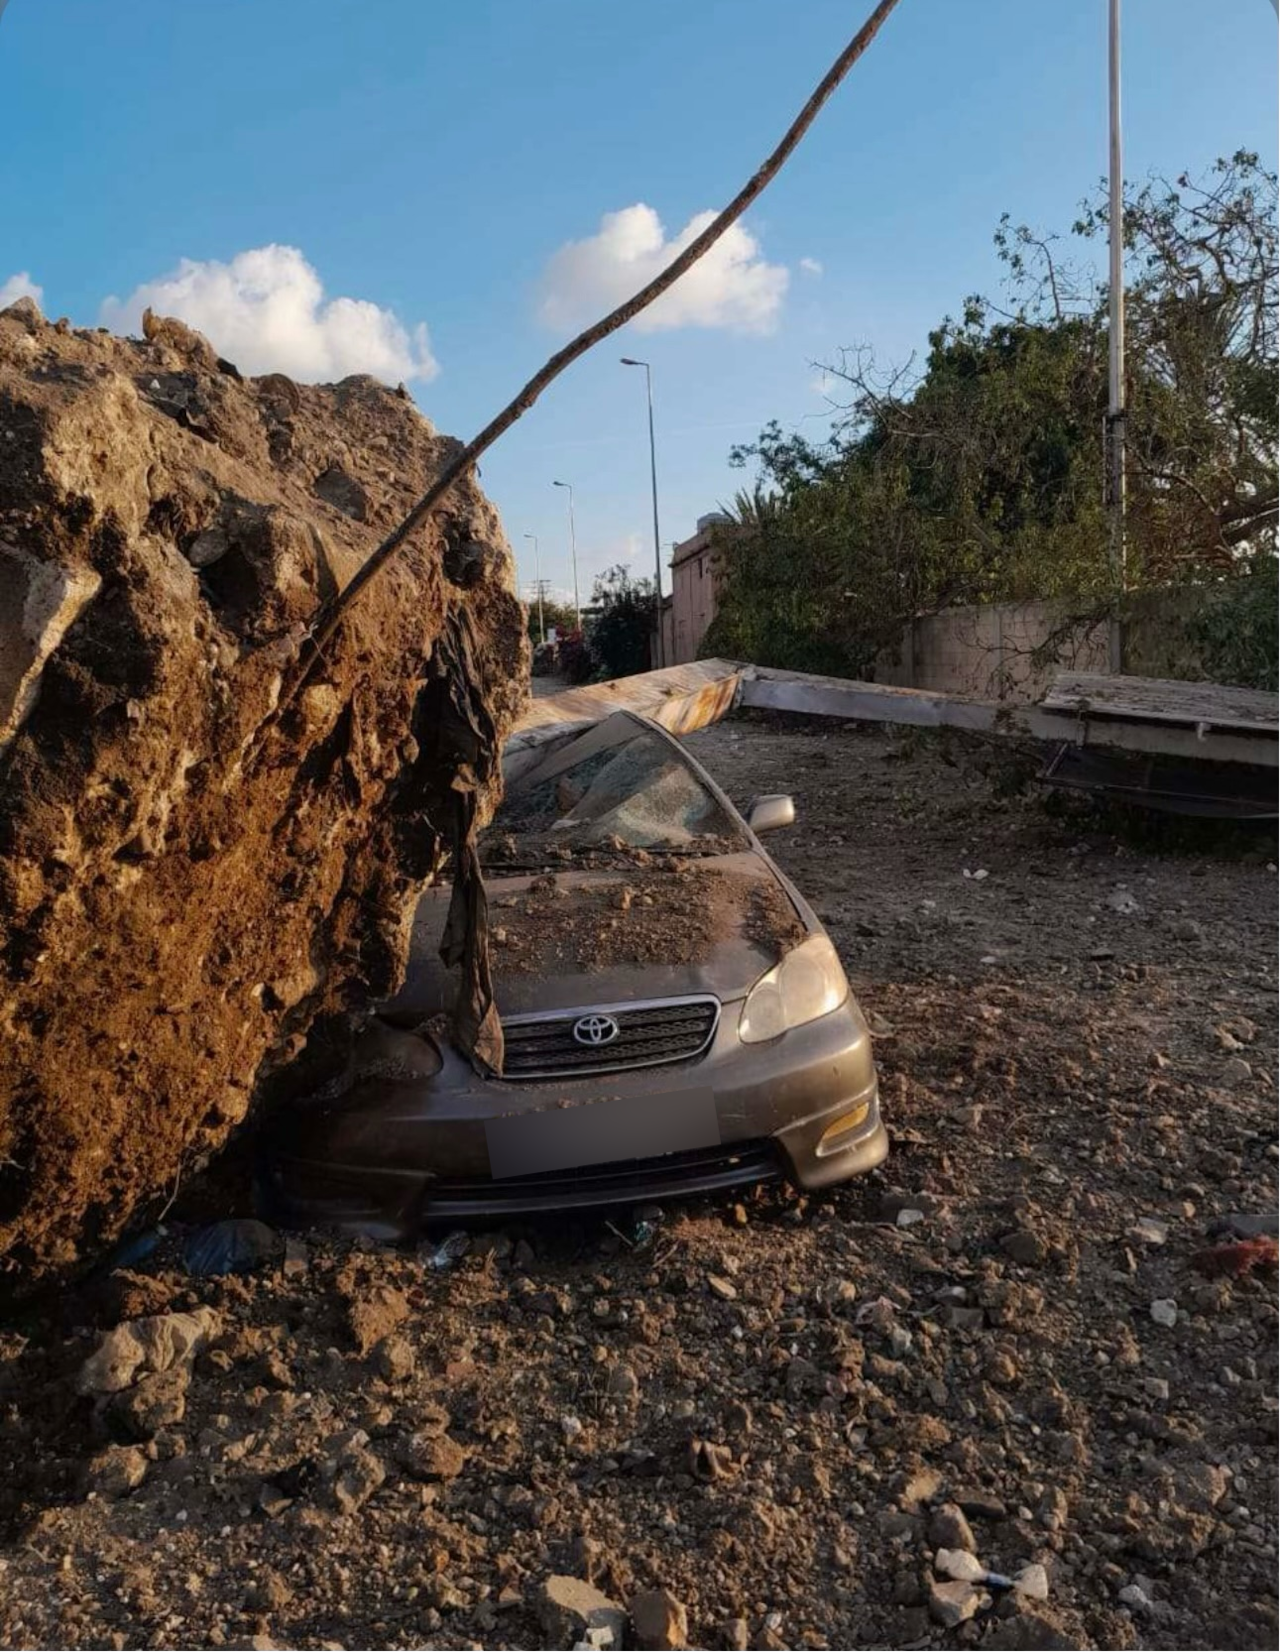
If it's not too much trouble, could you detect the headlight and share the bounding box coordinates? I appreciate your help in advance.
[739,935,848,1043]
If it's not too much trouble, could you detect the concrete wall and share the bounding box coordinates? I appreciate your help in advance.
[875,598,1114,702]
[670,536,720,665]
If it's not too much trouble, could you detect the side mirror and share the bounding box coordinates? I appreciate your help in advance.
[747,794,796,834]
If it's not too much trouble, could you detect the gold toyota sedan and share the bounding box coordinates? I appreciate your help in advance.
[263,711,887,1234]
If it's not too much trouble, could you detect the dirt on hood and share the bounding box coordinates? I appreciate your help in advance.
[0,296,527,1290]
[489,862,807,979]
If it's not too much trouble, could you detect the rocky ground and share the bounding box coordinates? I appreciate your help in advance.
[0,710,1275,1651]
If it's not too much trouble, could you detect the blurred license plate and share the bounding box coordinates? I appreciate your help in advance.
[485,1087,719,1179]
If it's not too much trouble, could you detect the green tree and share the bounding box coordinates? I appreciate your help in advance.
[704,154,1278,683]
[587,565,658,680]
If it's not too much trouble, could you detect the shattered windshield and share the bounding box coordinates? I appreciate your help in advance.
[484,718,746,871]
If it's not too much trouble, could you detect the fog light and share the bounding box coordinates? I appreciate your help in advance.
[816,1101,870,1154]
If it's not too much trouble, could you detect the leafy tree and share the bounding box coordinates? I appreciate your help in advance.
[526,597,577,647]
[704,154,1278,684]
[587,565,658,680]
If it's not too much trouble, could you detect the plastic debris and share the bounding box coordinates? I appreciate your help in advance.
[181,1218,279,1278]
[427,1231,471,1270]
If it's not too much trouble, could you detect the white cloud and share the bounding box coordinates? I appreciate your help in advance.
[0,271,43,309]
[99,245,438,383]
[799,256,823,277]
[539,204,788,335]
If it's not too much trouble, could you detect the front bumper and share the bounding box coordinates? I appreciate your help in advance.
[260,996,887,1236]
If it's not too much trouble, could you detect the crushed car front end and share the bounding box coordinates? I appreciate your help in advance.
[262,981,886,1236]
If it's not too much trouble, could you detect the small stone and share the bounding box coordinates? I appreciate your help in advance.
[1131,1217,1168,1246]
[400,1432,467,1482]
[1171,917,1203,943]
[1118,1583,1153,1612]
[934,1548,987,1583]
[373,1335,415,1383]
[928,1579,985,1627]
[1000,1230,1047,1267]
[986,1348,1020,1386]
[1036,1485,1069,1532]
[928,1503,977,1552]
[1013,1563,1050,1601]
[1141,1377,1170,1403]
[707,1274,738,1301]
[282,1237,308,1277]
[1223,1057,1252,1084]
[345,1285,409,1355]
[87,1445,148,1498]
[107,1365,190,1440]
[888,1323,913,1358]
[1150,1298,1178,1328]
[722,1618,750,1651]
[331,1446,385,1513]
[561,1414,584,1441]
[538,1576,626,1649]
[896,1207,926,1228]
[954,1489,1008,1521]
[604,1362,639,1401]
[630,1587,689,1650]
[77,1307,222,1394]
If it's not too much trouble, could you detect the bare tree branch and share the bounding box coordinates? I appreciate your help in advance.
[283,0,905,701]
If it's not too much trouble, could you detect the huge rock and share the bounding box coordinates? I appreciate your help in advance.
[0,301,526,1286]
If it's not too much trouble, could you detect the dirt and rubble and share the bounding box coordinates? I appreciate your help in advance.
[0,298,526,1287]
[488,866,806,979]
[0,711,1276,1650]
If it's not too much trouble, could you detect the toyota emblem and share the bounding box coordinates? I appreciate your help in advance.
[573,1013,620,1047]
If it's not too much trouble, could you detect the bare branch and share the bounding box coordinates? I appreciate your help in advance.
[282,0,905,702]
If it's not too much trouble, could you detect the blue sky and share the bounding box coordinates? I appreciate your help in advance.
[1,0,1276,605]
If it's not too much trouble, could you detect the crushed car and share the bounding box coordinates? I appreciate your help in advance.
[262,711,887,1233]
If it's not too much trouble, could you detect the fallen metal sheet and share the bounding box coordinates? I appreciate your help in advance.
[1043,672,1278,735]
[515,658,744,736]
[505,659,744,782]
[739,665,1278,769]
[1040,743,1279,819]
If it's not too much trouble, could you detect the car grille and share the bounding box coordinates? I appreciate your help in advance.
[500,996,720,1080]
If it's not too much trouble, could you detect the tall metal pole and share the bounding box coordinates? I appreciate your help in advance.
[1268,1,1280,180]
[621,357,666,667]
[522,532,545,641]
[552,480,581,629]
[1106,0,1127,612]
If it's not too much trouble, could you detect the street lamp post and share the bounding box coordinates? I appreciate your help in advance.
[522,532,545,641]
[620,357,665,668]
[551,480,581,630]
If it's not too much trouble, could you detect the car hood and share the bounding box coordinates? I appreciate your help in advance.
[382,850,809,1020]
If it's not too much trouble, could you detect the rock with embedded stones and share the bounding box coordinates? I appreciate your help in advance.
[630,1587,689,1650]
[928,1579,986,1627]
[331,1446,385,1513]
[77,1308,222,1394]
[87,1444,148,1497]
[107,1365,191,1439]
[0,310,525,1289]
[927,1503,977,1553]
[537,1576,626,1649]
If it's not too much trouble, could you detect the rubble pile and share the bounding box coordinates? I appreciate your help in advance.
[0,297,526,1286]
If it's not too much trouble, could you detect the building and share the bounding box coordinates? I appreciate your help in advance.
[667,512,730,664]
